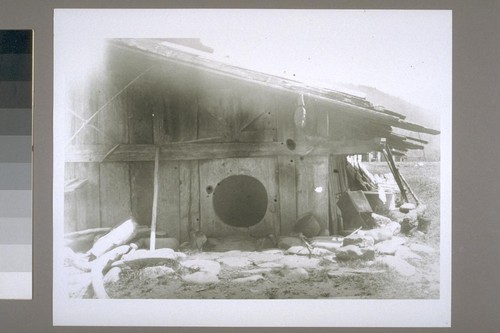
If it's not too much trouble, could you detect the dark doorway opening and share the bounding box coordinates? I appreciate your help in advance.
[213,175,268,228]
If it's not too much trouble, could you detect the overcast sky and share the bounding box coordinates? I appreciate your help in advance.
[55,9,452,114]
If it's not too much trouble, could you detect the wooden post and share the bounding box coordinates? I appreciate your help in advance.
[150,146,160,251]
[383,145,408,203]
[400,173,421,205]
[328,155,339,235]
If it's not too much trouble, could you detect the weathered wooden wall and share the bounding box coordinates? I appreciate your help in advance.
[64,44,340,239]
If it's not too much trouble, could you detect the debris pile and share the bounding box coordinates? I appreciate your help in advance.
[64,199,435,299]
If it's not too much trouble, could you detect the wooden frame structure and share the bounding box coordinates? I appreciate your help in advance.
[63,38,439,240]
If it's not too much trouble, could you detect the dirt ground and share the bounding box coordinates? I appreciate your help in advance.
[66,162,441,300]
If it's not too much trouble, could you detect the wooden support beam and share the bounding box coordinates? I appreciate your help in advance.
[65,139,385,162]
[382,145,408,203]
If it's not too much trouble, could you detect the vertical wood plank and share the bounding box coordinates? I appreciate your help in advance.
[277,94,297,235]
[179,161,191,242]
[75,163,101,230]
[277,156,296,236]
[296,155,329,233]
[157,160,180,239]
[129,162,154,226]
[99,163,131,228]
[179,160,201,242]
[328,155,339,235]
[64,162,101,230]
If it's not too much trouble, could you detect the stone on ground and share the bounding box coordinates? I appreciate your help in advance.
[257,262,285,269]
[217,256,252,268]
[181,259,221,275]
[399,202,416,213]
[294,213,321,237]
[285,246,332,256]
[374,239,402,255]
[409,243,435,254]
[103,267,122,285]
[139,266,176,280]
[279,255,321,269]
[385,221,402,235]
[277,236,303,250]
[284,268,309,281]
[371,213,394,227]
[377,256,417,276]
[395,246,422,260]
[361,228,393,243]
[336,245,375,261]
[310,237,343,251]
[241,268,275,275]
[342,234,375,248]
[182,271,219,285]
[232,274,265,283]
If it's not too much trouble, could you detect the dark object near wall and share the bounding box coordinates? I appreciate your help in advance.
[337,190,374,231]
[213,175,268,228]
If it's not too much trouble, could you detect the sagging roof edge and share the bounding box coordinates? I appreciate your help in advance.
[109,38,440,136]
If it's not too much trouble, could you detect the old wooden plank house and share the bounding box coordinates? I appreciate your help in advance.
[63,38,439,242]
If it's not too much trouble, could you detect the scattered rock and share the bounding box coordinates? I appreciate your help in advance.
[409,243,435,254]
[279,255,321,269]
[255,235,277,250]
[294,213,321,237]
[395,246,422,260]
[318,229,330,236]
[371,213,394,227]
[246,251,284,264]
[399,203,416,213]
[182,271,219,285]
[417,215,432,233]
[119,248,180,269]
[342,234,375,248]
[277,236,303,250]
[103,267,122,285]
[284,268,309,281]
[389,209,418,231]
[415,204,428,219]
[181,259,221,275]
[409,228,426,238]
[231,274,265,283]
[361,228,393,243]
[285,246,333,256]
[241,268,275,275]
[385,222,401,235]
[336,245,375,261]
[310,238,343,251]
[139,266,176,280]
[257,262,285,269]
[260,249,284,255]
[374,239,402,255]
[217,256,252,268]
[327,270,343,278]
[377,256,416,276]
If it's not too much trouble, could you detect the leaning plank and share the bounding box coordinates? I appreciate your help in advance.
[65,227,112,253]
[382,146,409,203]
[87,217,138,258]
[91,245,132,299]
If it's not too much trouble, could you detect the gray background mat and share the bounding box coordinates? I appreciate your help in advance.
[1,0,500,332]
